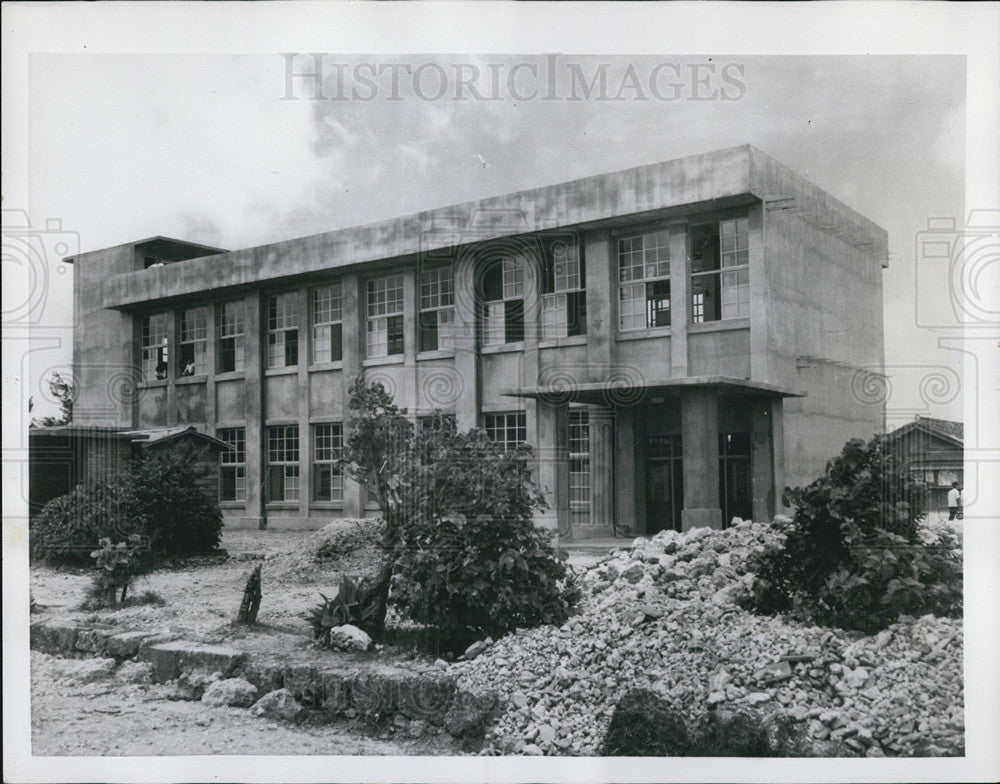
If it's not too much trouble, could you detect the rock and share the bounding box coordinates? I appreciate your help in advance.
[522,743,543,756]
[115,660,154,684]
[464,640,490,661]
[407,719,428,738]
[252,689,305,722]
[842,667,869,690]
[620,564,645,584]
[745,692,771,705]
[753,660,793,683]
[434,659,449,670]
[167,671,220,701]
[537,724,556,743]
[443,692,498,738]
[511,691,529,709]
[707,691,727,706]
[202,677,258,707]
[875,629,893,649]
[329,624,373,652]
[62,657,116,684]
[602,689,691,756]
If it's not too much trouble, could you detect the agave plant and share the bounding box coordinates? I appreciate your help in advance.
[303,574,381,644]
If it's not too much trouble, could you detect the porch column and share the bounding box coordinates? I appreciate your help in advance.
[535,400,568,536]
[243,290,265,529]
[751,398,775,522]
[681,386,722,530]
[589,408,615,534]
[453,253,479,431]
[340,272,364,518]
[614,406,638,537]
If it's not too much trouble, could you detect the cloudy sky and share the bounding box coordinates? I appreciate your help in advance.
[24,52,966,426]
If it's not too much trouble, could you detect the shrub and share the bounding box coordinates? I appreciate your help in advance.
[131,441,223,555]
[303,574,381,643]
[30,480,145,565]
[390,424,572,641]
[86,534,146,606]
[745,435,963,632]
[30,441,223,565]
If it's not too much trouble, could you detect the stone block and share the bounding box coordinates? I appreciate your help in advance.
[74,628,112,654]
[31,622,80,654]
[395,675,456,724]
[105,631,158,659]
[202,678,259,707]
[140,641,246,683]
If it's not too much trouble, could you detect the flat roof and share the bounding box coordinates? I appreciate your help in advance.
[501,376,806,405]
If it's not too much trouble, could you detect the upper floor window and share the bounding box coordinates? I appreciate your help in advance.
[267,424,299,502]
[419,266,455,352]
[141,312,170,381]
[483,410,526,452]
[218,427,246,502]
[313,423,344,503]
[691,217,749,323]
[367,275,404,358]
[481,258,524,346]
[218,300,245,373]
[418,412,457,435]
[267,293,299,368]
[178,306,208,377]
[312,283,343,363]
[542,242,586,339]
[618,230,671,331]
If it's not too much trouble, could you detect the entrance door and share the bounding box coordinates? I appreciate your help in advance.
[646,459,683,534]
[719,432,752,525]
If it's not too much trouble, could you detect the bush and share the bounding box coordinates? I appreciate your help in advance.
[31,441,223,564]
[745,435,963,632]
[390,424,572,641]
[87,534,145,606]
[303,574,381,643]
[30,480,145,565]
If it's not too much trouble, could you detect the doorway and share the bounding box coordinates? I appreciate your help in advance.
[719,432,752,525]
[645,433,683,533]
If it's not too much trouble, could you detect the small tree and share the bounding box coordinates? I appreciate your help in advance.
[336,377,415,629]
[33,371,74,426]
[745,435,962,632]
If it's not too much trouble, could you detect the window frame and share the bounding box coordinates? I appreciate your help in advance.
[483,410,527,452]
[568,409,591,514]
[311,283,343,364]
[617,229,671,331]
[690,217,750,323]
[218,300,245,374]
[267,292,300,369]
[366,274,405,358]
[178,306,208,377]
[419,265,456,352]
[141,312,170,382]
[480,258,525,346]
[266,424,300,503]
[542,242,587,339]
[312,422,344,503]
[218,427,246,502]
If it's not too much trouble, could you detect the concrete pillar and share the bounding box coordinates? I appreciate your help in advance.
[588,408,615,532]
[771,398,788,516]
[296,287,311,522]
[750,398,775,522]
[521,249,541,470]
[748,202,769,383]
[614,406,638,536]
[453,251,479,431]
[535,400,567,536]
[668,220,690,377]
[242,290,265,529]
[205,302,217,434]
[340,272,363,518]
[584,229,613,377]
[681,386,722,530]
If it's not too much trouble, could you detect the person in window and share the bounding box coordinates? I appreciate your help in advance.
[182,360,196,377]
[155,360,169,380]
[947,481,963,520]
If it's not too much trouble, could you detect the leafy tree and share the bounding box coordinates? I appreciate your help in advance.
[744,435,962,632]
[33,371,74,426]
[336,377,415,629]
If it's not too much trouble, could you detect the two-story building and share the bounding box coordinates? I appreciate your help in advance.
[68,145,888,539]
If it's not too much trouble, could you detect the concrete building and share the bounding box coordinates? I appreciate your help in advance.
[68,145,887,538]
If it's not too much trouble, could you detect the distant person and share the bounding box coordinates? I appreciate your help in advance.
[947,481,963,520]
[182,360,196,377]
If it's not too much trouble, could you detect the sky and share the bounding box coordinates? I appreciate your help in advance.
[23,53,967,428]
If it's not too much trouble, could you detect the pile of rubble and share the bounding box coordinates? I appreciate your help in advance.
[451,520,964,757]
[264,519,384,581]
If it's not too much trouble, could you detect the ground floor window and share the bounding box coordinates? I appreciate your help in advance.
[483,411,526,452]
[313,423,343,502]
[568,410,591,519]
[218,427,246,502]
[267,425,299,502]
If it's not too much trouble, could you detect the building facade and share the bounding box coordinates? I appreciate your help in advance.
[70,145,888,539]
[887,416,964,515]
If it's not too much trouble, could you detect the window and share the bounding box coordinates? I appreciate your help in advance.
[312,284,343,363]
[419,266,455,351]
[691,217,749,323]
[141,312,170,381]
[178,306,208,377]
[542,242,587,339]
[267,293,299,368]
[367,275,404,358]
[218,427,246,502]
[568,410,591,515]
[618,230,671,330]
[483,411,526,452]
[267,425,299,502]
[219,301,245,373]
[313,423,344,502]
[481,258,524,345]
[418,413,457,434]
